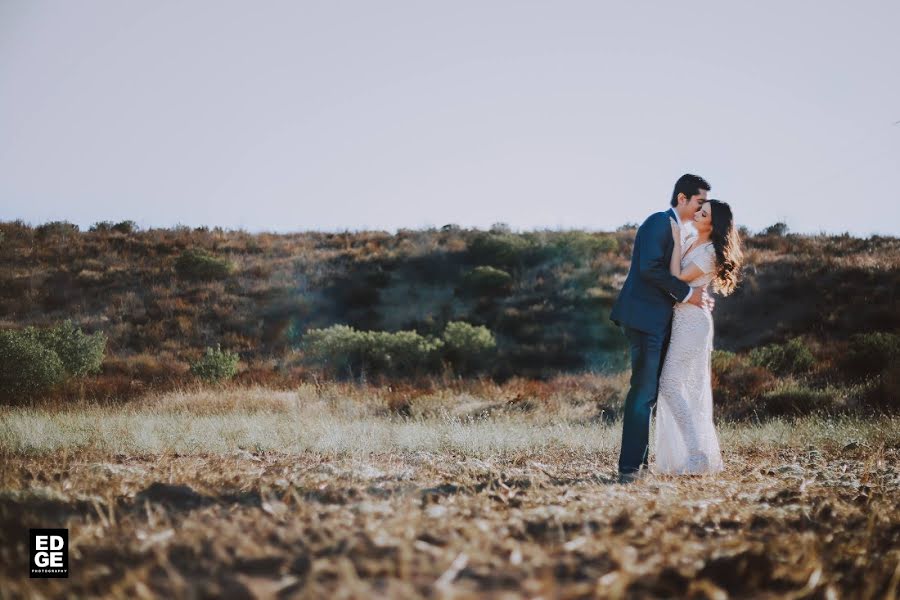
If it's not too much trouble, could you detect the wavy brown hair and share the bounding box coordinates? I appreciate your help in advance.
[707,199,742,296]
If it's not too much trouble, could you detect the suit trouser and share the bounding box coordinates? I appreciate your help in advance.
[618,324,672,474]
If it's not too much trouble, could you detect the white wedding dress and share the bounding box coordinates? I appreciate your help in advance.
[653,239,725,475]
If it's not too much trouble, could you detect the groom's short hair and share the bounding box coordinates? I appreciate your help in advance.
[670,174,711,207]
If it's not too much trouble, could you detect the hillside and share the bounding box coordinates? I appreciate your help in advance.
[0,219,897,412]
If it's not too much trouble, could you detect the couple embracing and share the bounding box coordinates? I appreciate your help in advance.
[611,174,743,484]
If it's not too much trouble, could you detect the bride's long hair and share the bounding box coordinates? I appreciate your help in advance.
[707,199,742,296]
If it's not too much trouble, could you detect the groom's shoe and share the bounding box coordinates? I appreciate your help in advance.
[617,469,647,484]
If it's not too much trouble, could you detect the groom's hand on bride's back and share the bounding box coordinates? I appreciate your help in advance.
[686,286,716,311]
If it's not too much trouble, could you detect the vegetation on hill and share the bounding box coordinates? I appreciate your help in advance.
[0,219,896,416]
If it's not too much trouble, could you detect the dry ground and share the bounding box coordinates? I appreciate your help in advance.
[1,385,899,599]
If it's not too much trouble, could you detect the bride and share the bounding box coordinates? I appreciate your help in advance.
[653,199,742,475]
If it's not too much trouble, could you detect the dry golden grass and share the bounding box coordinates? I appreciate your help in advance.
[1,384,899,599]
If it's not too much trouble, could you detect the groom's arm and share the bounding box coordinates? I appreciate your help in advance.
[637,214,693,302]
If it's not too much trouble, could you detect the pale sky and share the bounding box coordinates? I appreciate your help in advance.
[1,1,898,236]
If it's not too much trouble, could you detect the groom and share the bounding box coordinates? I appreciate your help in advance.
[610,173,713,484]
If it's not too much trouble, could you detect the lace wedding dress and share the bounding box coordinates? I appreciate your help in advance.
[653,239,725,475]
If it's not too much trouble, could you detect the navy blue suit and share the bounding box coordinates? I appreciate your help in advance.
[610,208,692,475]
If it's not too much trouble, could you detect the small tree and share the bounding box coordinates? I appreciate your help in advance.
[762,222,789,237]
[89,221,114,232]
[32,319,106,377]
[36,221,79,238]
[112,220,137,234]
[0,321,107,401]
[0,330,66,398]
[376,330,444,377]
[300,325,365,377]
[175,249,234,281]
[442,321,496,375]
[190,344,239,382]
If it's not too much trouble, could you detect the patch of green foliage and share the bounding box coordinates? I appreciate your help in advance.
[175,249,234,281]
[190,344,239,382]
[749,337,815,376]
[0,320,107,399]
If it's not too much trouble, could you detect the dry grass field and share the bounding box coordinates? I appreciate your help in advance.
[2,380,898,599]
[1,223,898,598]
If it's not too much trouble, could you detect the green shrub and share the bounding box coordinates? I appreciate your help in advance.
[467,232,537,269]
[0,321,107,400]
[442,321,496,374]
[36,221,79,238]
[112,220,137,234]
[190,344,239,382]
[550,231,618,263]
[32,319,106,377]
[0,330,66,398]
[301,325,445,379]
[843,332,900,378]
[462,266,513,296]
[749,338,815,375]
[175,249,234,281]
[89,221,114,232]
[300,325,363,373]
[374,329,445,376]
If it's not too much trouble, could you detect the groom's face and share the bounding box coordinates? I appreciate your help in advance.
[679,190,707,220]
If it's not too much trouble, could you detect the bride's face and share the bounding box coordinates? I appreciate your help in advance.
[693,202,713,233]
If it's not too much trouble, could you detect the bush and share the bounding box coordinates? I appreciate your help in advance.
[843,332,900,378]
[300,325,364,374]
[190,344,239,382]
[467,232,537,269]
[375,330,445,376]
[36,221,79,238]
[0,321,106,400]
[550,231,618,263]
[32,319,106,377]
[301,325,445,379]
[112,220,137,234]
[762,222,789,236]
[302,324,499,379]
[442,321,496,374]
[749,338,815,376]
[0,330,66,398]
[462,266,513,296]
[89,221,114,232]
[175,249,234,281]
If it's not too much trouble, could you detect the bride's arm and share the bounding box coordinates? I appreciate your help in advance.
[669,224,705,282]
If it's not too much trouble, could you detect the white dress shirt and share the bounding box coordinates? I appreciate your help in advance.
[669,209,694,303]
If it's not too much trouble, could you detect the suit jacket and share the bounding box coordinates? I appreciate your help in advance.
[610,208,692,335]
